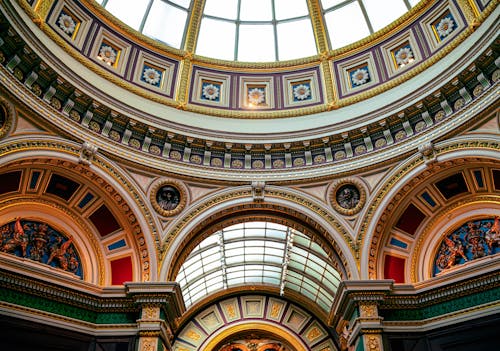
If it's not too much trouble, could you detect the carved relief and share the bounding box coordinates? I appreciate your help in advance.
[359,303,378,318]
[330,179,367,216]
[434,217,500,275]
[0,218,82,277]
[150,179,187,217]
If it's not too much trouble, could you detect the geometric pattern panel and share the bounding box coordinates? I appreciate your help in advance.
[172,295,335,351]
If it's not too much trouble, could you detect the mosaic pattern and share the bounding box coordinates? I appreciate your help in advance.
[0,218,83,278]
[433,217,500,275]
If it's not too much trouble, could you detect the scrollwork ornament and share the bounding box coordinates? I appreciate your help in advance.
[330,178,367,216]
[359,303,378,318]
[150,179,187,217]
[366,335,381,351]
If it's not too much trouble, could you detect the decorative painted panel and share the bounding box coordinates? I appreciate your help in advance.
[0,218,82,278]
[433,217,500,275]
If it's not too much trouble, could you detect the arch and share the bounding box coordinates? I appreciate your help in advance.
[172,295,337,351]
[359,136,500,281]
[160,185,358,282]
[0,137,162,284]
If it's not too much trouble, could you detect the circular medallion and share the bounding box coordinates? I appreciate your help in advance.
[330,179,366,215]
[150,180,187,217]
[0,99,14,140]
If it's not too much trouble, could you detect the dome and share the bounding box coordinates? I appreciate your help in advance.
[0,0,498,350]
[96,0,420,61]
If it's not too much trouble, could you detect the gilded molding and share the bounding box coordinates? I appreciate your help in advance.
[163,187,355,281]
[306,0,330,55]
[329,178,367,216]
[33,0,55,23]
[457,0,481,27]
[0,96,15,140]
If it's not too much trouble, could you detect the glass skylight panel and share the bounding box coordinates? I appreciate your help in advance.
[321,0,351,9]
[277,19,317,60]
[142,1,188,48]
[176,221,342,309]
[240,0,273,21]
[362,0,408,31]
[196,18,236,60]
[170,0,191,7]
[274,0,309,20]
[102,0,149,30]
[203,0,238,19]
[325,1,370,49]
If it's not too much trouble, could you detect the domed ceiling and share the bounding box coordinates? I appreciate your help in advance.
[96,0,419,61]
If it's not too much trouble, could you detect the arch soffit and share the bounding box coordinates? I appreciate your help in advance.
[0,138,161,283]
[173,294,335,351]
[358,136,500,280]
[161,185,359,282]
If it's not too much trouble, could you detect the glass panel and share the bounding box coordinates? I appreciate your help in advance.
[196,18,236,60]
[274,0,309,20]
[204,0,238,19]
[103,0,150,30]
[240,0,273,21]
[362,0,408,31]
[176,221,341,309]
[321,0,351,9]
[170,0,191,8]
[238,24,275,62]
[277,19,316,60]
[143,1,187,48]
[324,2,370,48]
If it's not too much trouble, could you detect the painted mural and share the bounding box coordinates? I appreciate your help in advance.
[434,217,500,275]
[0,218,82,278]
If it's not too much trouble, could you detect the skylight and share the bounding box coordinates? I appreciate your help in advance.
[175,221,342,311]
[96,0,417,61]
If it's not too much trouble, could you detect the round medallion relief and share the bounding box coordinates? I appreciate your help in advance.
[330,179,366,216]
[150,180,187,217]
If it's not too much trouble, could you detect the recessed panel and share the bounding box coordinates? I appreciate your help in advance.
[89,204,121,237]
[435,173,468,199]
[395,203,426,235]
[0,171,22,194]
[45,173,80,201]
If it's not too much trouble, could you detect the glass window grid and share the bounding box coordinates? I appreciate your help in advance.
[176,221,342,310]
[321,0,414,49]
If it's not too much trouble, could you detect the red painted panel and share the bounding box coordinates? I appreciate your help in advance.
[110,256,132,285]
[89,204,122,237]
[395,203,426,235]
[384,255,405,283]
